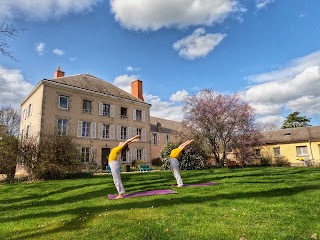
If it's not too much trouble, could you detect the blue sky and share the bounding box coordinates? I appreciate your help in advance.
[1,0,320,128]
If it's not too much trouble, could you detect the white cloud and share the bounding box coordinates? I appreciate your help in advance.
[35,42,46,55]
[126,66,141,72]
[0,0,102,21]
[169,90,189,102]
[256,0,274,10]
[144,94,184,122]
[110,0,241,31]
[242,51,320,127]
[112,74,139,93]
[173,28,226,60]
[247,50,320,83]
[0,66,34,109]
[256,115,284,128]
[52,48,65,56]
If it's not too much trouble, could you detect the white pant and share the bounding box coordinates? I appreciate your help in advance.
[169,158,183,186]
[109,161,125,194]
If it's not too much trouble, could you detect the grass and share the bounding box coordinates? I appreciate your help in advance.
[0,167,320,240]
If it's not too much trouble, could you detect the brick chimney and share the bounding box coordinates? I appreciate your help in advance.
[131,79,144,101]
[54,66,65,78]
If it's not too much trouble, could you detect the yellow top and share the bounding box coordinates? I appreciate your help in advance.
[170,147,182,158]
[108,145,123,162]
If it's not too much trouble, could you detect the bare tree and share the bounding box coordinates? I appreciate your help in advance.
[0,106,21,137]
[184,89,263,167]
[0,19,21,60]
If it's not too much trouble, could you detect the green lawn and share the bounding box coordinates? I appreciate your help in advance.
[0,167,320,240]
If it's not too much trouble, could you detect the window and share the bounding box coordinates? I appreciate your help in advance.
[255,149,261,158]
[28,103,32,117]
[121,107,127,119]
[81,147,90,162]
[273,147,280,157]
[136,149,143,160]
[99,103,115,117]
[121,149,127,162]
[133,128,146,141]
[151,133,159,145]
[102,124,110,139]
[120,126,127,140]
[165,135,170,143]
[59,96,69,109]
[57,119,68,136]
[98,124,114,139]
[133,109,145,122]
[83,100,92,113]
[318,144,320,155]
[296,146,308,157]
[23,109,27,120]
[26,125,30,138]
[77,121,96,138]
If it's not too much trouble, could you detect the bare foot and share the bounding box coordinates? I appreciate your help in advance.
[115,194,124,199]
[177,185,184,188]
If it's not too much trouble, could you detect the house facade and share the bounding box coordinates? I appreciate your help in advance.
[150,116,183,160]
[256,126,320,166]
[20,67,152,170]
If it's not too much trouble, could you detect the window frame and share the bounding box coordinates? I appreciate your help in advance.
[59,95,69,109]
[296,146,308,157]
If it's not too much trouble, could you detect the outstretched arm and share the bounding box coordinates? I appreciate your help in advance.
[120,134,141,147]
[178,139,194,150]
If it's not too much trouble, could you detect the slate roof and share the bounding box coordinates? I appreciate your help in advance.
[150,116,182,133]
[45,74,148,105]
[262,126,320,144]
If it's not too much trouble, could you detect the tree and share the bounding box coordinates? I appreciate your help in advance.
[282,111,311,129]
[184,89,263,167]
[0,106,20,182]
[0,20,21,60]
[0,106,21,137]
[0,134,19,182]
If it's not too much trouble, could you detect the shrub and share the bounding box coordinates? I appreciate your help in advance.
[131,159,144,167]
[20,131,89,180]
[151,157,162,166]
[259,156,272,166]
[274,156,290,167]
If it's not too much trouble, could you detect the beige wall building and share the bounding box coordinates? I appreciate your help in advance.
[20,67,183,169]
[150,116,183,160]
[20,67,152,170]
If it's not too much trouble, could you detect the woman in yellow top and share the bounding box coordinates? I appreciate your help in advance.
[108,134,141,199]
[169,139,194,187]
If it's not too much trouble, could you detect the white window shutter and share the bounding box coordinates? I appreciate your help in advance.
[142,111,145,122]
[143,149,146,161]
[77,121,82,137]
[127,127,131,139]
[98,123,103,138]
[91,122,96,138]
[133,109,136,121]
[117,154,121,162]
[110,125,115,139]
[133,148,137,160]
[133,127,137,136]
[142,129,146,142]
[117,125,121,140]
[157,134,160,145]
[99,102,103,115]
[127,149,132,163]
[110,105,115,117]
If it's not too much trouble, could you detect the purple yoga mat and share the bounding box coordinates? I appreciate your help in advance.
[172,182,219,187]
[108,189,177,200]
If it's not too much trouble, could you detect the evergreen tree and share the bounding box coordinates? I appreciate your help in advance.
[282,112,311,129]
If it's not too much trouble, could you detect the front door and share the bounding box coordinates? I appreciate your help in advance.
[101,148,110,171]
